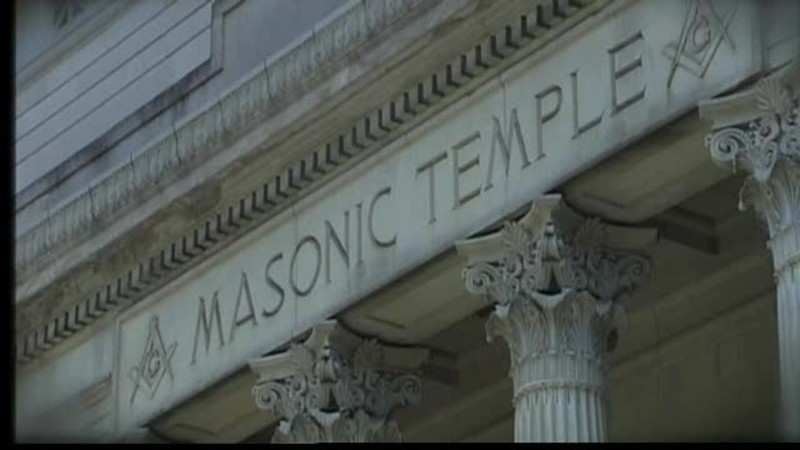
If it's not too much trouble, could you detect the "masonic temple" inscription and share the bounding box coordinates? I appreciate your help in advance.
[187,30,648,365]
[118,0,757,426]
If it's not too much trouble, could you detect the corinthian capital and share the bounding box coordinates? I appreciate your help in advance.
[456,195,655,366]
[248,321,427,443]
[700,65,800,236]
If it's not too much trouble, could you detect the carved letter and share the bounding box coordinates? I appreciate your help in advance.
[451,131,482,208]
[355,202,364,267]
[290,236,322,297]
[570,68,603,138]
[534,85,562,161]
[415,152,448,224]
[608,31,646,115]
[325,211,350,284]
[191,291,225,365]
[230,271,258,342]
[369,186,397,247]
[485,108,531,191]
[263,253,285,317]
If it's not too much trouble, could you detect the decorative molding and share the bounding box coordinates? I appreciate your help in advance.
[249,321,428,443]
[703,71,800,237]
[456,194,655,441]
[458,194,654,365]
[16,0,599,365]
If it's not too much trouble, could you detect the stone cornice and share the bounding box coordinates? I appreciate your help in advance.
[15,0,605,366]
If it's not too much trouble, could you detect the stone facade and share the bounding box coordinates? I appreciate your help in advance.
[14,0,800,443]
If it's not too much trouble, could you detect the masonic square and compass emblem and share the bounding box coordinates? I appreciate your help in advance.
[129,316,177,404]
[664,0,739,89]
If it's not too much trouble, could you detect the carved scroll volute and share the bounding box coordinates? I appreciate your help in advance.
[249,321,428,443]
[700,63,800,237]
[461,196,562,312]
[456,194,655,364]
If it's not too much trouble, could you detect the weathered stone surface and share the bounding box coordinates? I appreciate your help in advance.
[15,0,433,280]
[16,0,780,442]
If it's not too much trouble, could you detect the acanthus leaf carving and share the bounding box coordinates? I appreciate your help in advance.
[705,77,800,236]
[250,322,424,443]
[458,195,652,388]
[464,204,650,331]
[756,77,797,119]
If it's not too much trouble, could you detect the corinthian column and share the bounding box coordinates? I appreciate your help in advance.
[248,321,427,443]
[456,195,655,442]
[700,66,800,441]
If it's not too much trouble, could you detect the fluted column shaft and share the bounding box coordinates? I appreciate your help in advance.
[512,339,607,441]
[488,293,614,442]
[514,359,606,442]
[773,223,800,440]
[702,74,800,441]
